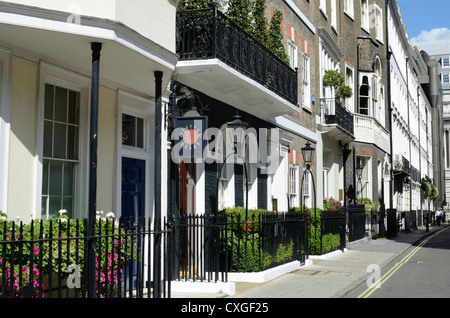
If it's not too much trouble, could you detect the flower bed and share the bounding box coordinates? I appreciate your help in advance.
[0,210,137,298]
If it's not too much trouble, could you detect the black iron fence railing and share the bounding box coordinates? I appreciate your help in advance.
[347,205,366,242]
[1,207,369,298]
[168,212,307,280]
[320,98,354,135]
[0,217,171,298]
[176,7,298,106]
[319,211,346,255]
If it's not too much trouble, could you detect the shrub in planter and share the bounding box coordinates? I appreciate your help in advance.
[292,207,342,255]
[0,211,138,298]
[357,198,375,215]
[220,207,295,272]
[323,197,342,212]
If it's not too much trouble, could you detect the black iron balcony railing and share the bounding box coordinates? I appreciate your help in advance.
[176,6,298,106]
[410,166,420,183]
[320,98,354,135]
[394,154,411,174]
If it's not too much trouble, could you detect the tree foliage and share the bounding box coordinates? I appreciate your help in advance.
[268,10,289,65]
[323,70,353,100]
[250,0,269,45]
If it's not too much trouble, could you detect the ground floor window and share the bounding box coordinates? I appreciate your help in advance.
[41,84,80,219]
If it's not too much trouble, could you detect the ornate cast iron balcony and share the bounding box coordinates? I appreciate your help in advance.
[320,98,354,136]
[176,7,298,106]
[393,154,411,174]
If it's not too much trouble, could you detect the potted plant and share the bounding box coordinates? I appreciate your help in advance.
[322,70,353,102]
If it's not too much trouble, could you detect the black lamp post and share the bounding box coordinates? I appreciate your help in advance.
[301,142,315,170]
[300,141,316,253]
[216,113,249,222]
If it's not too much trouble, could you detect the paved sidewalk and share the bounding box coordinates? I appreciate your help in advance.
[228,224,448,298]
[170,223,448,298]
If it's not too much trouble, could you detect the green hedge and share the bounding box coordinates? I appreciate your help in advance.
[292,207,342,255]
[219,207,295,272]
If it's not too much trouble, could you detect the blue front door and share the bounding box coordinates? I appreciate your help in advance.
[121,157,146,223]
[121,157,146,291]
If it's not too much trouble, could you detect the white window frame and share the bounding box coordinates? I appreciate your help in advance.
[117,90,154,220]
[41,84,81,220]
[344,0,354,19]
[345,64,355,112]
[331,0,337,32]
[36,62,90,219]
[0,48,12,214]
[359,75,370,116]
[319,43,340,100]
[323,168,329,200]
[442,58,450,68]
[374,5,383,42]
[302,168,311,208]
[356,156,370,200]
[287,38,298,70]
[443,74,450,83]
[289,164,298,208]
[361,0,370,32]
[320,0,327,18]
[302,53,311,110]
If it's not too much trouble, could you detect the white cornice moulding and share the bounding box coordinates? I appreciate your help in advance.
[0,2,179,70]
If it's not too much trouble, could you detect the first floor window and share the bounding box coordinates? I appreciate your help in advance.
[287,39,298,70]
[42,84,80,219]
[302,53,311,108]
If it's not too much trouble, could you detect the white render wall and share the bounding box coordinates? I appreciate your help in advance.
[4,0,178,52]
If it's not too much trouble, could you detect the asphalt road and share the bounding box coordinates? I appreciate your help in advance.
[346,226,450,298]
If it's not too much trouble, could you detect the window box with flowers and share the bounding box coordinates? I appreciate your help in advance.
[323,197,343,212]
[357,198,375,215]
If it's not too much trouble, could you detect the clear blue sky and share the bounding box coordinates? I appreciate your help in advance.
[397,0,450,43]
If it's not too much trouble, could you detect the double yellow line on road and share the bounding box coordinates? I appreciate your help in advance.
[357,228,447,298]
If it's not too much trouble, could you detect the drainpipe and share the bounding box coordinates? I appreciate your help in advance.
[88,42,102,298]
[418,87,422,214]
[406,58,412,214]
[154,70,163,298]
[385,0,393,211]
